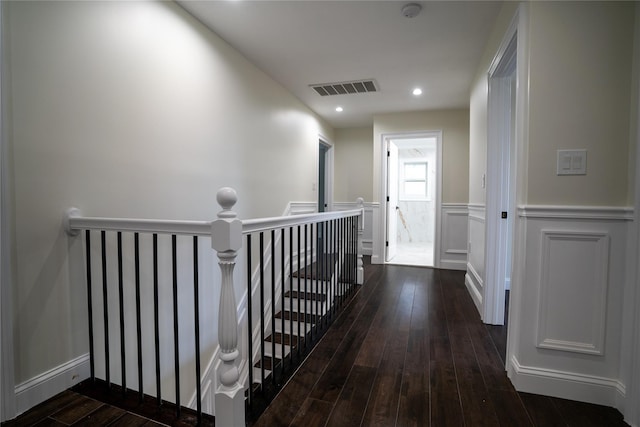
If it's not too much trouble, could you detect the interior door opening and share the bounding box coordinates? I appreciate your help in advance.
[385,137,438,267]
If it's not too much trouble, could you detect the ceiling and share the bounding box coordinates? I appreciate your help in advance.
[178,1,503,129]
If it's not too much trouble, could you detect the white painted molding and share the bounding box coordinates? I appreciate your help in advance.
[14,354,90,416]
[187,346,219,416]
[465,267,483,313]
[536,230,610,355]
[518,205,634,221]
[509,356,625,408]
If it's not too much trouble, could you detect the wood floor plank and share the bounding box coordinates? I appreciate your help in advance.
[519,392,568,427]
[3,390,79,426]
[289,398,334,427]
[397,328,430,427]
[489,390,534,427]
[326,365,376,427]
[72,404,126,426]
[49,395,103,424]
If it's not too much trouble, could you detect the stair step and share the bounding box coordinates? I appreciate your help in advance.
[285,298,327,315]
[262,341,292,359]
[284,290,327,302]
[252,366,271,384]
[287,280,330,294]
[273,317,312,336]
[254,355,281,371]
[265,331,300,346]
[276,310,321,324]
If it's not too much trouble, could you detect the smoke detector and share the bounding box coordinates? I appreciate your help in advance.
[402,3,422,18]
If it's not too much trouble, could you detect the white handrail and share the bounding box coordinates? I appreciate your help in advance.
[64,207,363,237]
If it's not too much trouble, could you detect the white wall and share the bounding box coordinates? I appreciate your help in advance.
[4,0,333,412]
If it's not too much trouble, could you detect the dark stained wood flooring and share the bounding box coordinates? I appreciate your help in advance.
[252,263,629,427]
[1,389,167,426]
[3,263,630,427]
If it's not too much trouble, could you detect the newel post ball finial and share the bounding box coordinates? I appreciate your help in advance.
[216,187,238,218]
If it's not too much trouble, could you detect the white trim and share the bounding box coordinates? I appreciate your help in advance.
[484,11,518,326]
[509,356,625,408]
[14,354,90,416]
[518,205,634,221]
[379,130,442,268]
[465,265,483,312]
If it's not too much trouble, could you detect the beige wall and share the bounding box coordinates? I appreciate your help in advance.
[334,127,373,202]
[526,1,635,206]
[6,0,333,384]
[372,109,470,204]
[468,2,519,206]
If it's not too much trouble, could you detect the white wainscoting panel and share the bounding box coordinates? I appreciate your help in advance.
[440,204,468,271]
[508,204,632,408]
[465,205,485,313]
[537,230,610,355]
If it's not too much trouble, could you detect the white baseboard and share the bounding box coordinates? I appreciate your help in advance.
[464,263,483,314]
[508,356,626,408]
[439,259,467,271]
[187,346,219,416]
[14,353,90,416]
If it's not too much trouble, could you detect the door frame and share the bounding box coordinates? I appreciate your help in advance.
[318,136,334,212]
[379,130,442,267]
[484,12,519,326]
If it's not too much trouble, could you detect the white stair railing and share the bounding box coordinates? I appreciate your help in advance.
[64,187,364,427]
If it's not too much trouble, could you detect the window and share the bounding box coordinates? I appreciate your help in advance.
[400,161,428,200]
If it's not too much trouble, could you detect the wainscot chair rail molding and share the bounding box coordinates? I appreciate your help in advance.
[64,187,364,426]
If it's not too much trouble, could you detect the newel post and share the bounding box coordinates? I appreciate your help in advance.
[356,197,365,285]
[211,187,245,427]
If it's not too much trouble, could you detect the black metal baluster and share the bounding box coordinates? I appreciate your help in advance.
[85,231,95,382]
[323,221,328,327]
[153,234,161,405]
[259,232,265,389]
[332,219,337,317]
[270,229,276,386]
[193,236,202,424]
[297,226,301,358]
[171,235,180,417]
[117,232,126,397]
[280,228,285,375]
[134,233,143,402]
[101,230,111,389]
[289,227,294,360]
[310,224,314,342]
[246,235,253,406]
[304,224,308,349]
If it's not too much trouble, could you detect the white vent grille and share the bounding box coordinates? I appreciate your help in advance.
[310,79,378,96]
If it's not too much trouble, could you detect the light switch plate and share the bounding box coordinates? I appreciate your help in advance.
[557,150,587,175]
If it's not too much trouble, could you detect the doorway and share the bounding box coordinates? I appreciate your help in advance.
[384,133,441,267]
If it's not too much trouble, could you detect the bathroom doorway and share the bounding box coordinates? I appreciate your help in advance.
[386,136,439,267]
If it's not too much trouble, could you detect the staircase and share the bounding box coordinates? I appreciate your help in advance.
[247,253,358,420]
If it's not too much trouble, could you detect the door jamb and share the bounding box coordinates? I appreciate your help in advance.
[318,136,334,212]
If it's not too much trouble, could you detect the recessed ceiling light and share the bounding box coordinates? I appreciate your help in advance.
[335,106,344,112]
[413,88,423,96]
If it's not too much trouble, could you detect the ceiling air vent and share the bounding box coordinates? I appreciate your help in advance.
[310,79,378,96]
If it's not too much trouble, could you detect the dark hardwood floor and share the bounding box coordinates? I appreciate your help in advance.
[252,263,629,427]
[3,262,629,426]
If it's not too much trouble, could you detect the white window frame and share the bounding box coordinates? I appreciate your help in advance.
[399,158,430,201]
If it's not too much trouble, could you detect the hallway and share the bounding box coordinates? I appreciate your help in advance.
[253,263,628,427]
